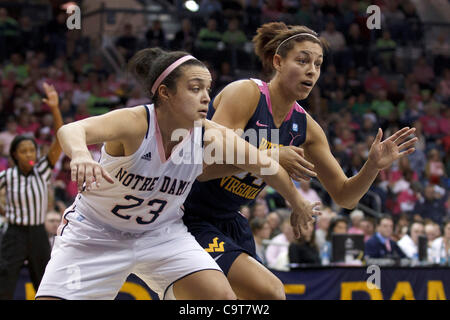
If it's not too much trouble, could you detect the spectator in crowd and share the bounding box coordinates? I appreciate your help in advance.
[195,17,223,61]
[431,32,450,77]
[397,221,425,259]
[261,0,282,23]
[360,217,376,242]
[365,215,407,259]
[345,23,368,69]
[297,179,321,204]
[420,103,442,143]
[414,184,446,225]
[364,66,389,97]
[429,219,450,264]
[266,211,282,238]
[424,221,442,245]
[392,213,410,242]
[412,56,435,90]
[250,217,272,265]
[425,149,446,185]
[199,0,223,16]
[44,11,68,61]
[321,215,349,262]
[216,61,236,91]
[320,20,347,71]
[348,209,364,235]
[222,18,247,48]
[0,116,18,155]
[245,0,262,35]
[0,8,20,61]
[172,18,196,52]
[145,20,167,49]
[371,89,395,121]
[53,155,78,206]
[44,211,62,248]
[288,222,320,265]
[115,23,138,62]
[314,207,335,250]
[375,31,396,72]
[265,215,295,269]
[250,201,269,219]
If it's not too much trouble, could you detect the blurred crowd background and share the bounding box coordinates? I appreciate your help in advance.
[0,0,449,269]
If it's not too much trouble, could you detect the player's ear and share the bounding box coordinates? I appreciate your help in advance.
[158,84,171,101]
[272,54,282,72]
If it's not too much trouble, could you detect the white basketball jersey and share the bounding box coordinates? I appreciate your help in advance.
[75,104,203,232]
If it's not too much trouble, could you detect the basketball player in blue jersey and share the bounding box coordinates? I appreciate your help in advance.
[36,48,319,300]
[182,22,418,299]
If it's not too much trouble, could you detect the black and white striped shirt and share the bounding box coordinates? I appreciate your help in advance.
[0,157,53,226]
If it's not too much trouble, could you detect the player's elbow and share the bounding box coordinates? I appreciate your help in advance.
[56,124,71,140]
[333,196,358,210]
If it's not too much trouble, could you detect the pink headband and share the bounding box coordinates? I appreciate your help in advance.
[151,55,197,95]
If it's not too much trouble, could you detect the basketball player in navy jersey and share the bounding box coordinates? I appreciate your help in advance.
[182,22,418,299]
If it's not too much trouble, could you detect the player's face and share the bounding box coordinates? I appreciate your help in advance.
[14,140,37,171]
[278,41,323,100]
[170,65,212,125]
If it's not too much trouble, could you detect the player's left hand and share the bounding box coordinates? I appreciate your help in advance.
[42,82,59,109]
[368,127,417,170]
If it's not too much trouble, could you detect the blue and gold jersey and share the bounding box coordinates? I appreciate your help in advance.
[184,79,307,220]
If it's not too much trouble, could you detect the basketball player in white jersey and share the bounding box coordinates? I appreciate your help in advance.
[35,48,320,300]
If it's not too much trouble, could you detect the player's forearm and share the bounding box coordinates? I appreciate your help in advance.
[57,123,91,160]
[197,164,242,182]
[336,159,380,209]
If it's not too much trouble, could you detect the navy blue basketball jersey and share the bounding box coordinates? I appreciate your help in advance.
[184,78,307,220]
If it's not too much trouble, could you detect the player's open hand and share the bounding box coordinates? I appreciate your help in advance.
[290,200,321,239]
[278,146,317,182]
[368,127,417,171]
[70,156,114,192]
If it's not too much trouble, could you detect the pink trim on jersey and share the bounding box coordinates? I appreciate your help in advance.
[284,102,306,121]
[252,79,306,123]
[258,81,273,115]
[153,108,193,163]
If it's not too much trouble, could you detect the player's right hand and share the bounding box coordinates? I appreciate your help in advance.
[278,146,317,182]
[290,200,321,239]
[70,156,114,192]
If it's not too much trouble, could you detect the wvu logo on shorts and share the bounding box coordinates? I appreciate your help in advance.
[205,237,225,252]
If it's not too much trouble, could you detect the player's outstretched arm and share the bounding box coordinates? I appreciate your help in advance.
[57,106,147,192]
[303,113,417,209]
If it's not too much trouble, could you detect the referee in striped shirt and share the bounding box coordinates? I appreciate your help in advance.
[0,83,63,299]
